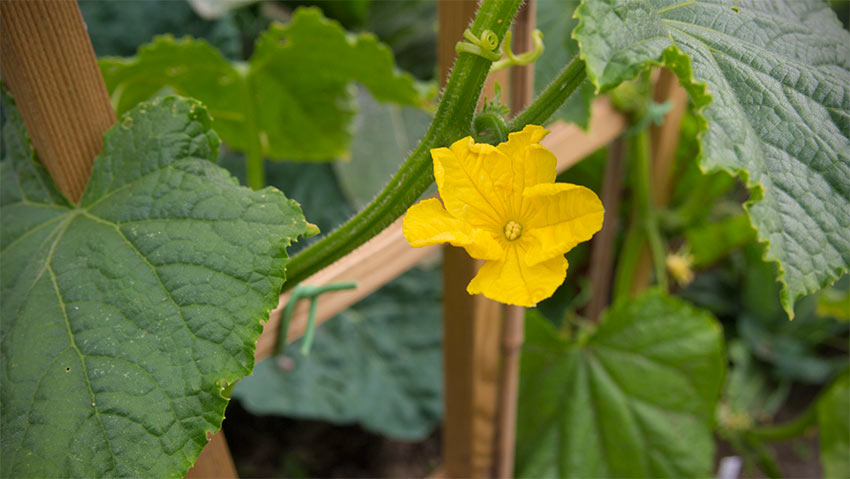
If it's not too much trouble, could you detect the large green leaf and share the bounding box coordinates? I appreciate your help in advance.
[817,371,850,478]
[574,0,850,315]
[516,290,725,478]
[333,88,432,210]
[0,95,312,477]
[232,266,442,440]
[100,7,419,162]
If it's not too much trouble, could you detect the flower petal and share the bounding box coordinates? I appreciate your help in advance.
[431,137,511,228]
[403,197,504,261]
[522,183,604,265]
[496,124,549,158]
[467,244,568,307]
[493,125,557,218]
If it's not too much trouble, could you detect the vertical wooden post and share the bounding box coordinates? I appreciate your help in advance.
[649,69,688,208]
[495,3,534,478]
[438,2,533,477]
[438,2,503,478]
[185,431,239,479]
[0,2,237,477]
[0,0,116,202]
[585,139,626,321]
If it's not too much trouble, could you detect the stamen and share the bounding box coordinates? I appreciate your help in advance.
[503,221,522,241]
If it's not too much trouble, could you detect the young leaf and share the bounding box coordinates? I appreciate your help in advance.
[574,0,850,316]
[817,371,850,478]
[516,290,725,478]
[0,95,312,477]
[232,266,442,440]
[100,7,420,162]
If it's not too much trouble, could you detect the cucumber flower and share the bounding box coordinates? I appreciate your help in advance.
[402,125,604,306]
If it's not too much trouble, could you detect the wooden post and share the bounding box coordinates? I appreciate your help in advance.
[438,1,504,477]
[585,139,626,321]
[495,3,534,478]
[0,2,237,477]
[185,431,239,479]
[0,0,116,202]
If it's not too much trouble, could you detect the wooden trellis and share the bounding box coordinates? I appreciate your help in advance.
[0,1,685,478]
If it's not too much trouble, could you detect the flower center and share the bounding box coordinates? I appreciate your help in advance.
[503,221,522,241]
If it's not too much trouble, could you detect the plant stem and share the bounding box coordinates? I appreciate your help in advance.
[612,222,645,301]
[612,130,668,299]
[747,402,818,442]
[282,0,523,290]
[633,129,668,292]
[507,56,585,131]
[245,150,265,190]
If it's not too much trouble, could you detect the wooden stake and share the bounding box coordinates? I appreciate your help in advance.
[0,2,237,476]
[185,431,238,479]
[494,3,534,477]
[438,1,506,477]
[0,0,116,202]
[586,139,626,321]
[650,69,688,208]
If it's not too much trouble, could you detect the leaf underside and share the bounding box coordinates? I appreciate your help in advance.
[333,87,432,210]
[0,94,311,477]
[233,266,443,441]
[534,0,595,128]
[574,0,850,315]
[516,291,725,478]
[99,7,419,162]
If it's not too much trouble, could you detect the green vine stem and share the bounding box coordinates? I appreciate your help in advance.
[746,402,818,442]
[612,129,668,298]
[282,0,524,290]
[245,150,265,190]
[612,221,645,301]
[507,56,586,131]
[633,128,668,292]
[243,74,266,190]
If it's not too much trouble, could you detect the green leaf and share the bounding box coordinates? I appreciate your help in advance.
[516,290,725,478]
[333,88,432,210]
[817,371,850,478]
[100,7,419,162]
[817,275,850,321]
[534,0,594,128]
[574,0,850,316]
[232,266,442,440]
[0,94,312,477]
[685,214,757,267]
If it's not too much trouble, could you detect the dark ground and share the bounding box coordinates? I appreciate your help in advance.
[225,389,824,479]
[223,400,442,478]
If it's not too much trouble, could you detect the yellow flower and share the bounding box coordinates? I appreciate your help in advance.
[666,249,695,286]
[402,125,604,306]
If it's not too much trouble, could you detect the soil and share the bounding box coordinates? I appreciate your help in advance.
[223,400,442,478]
